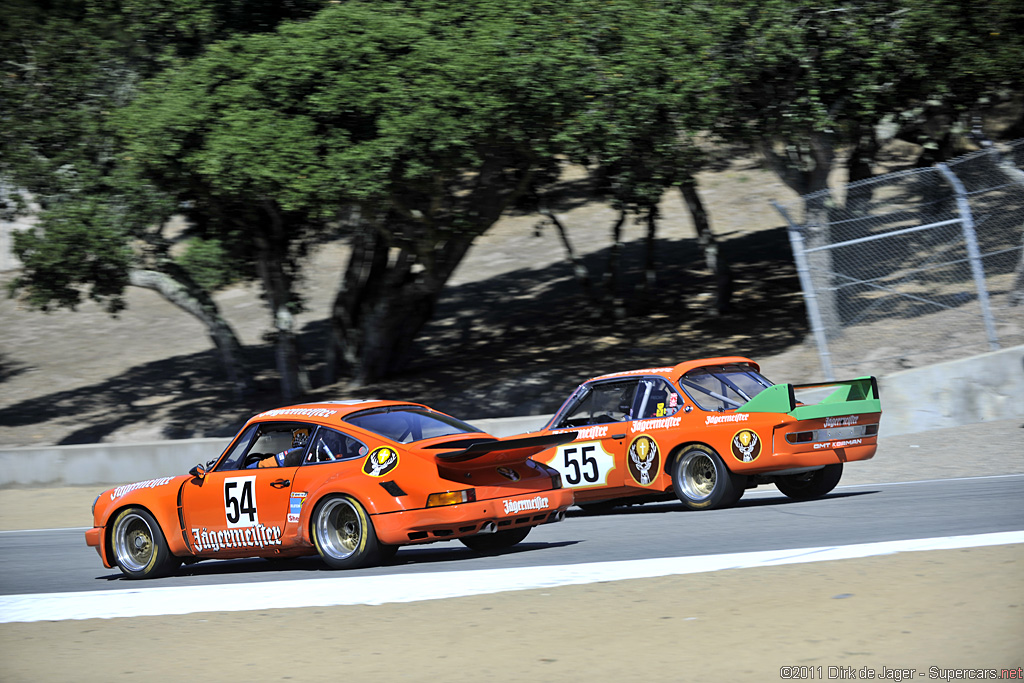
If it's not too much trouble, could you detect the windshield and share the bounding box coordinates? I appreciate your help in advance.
[677,364,773,412]
[344,407,483,444]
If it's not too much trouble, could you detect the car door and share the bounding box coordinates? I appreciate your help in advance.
[539,379,641,499]
[620,377,686,491]
[180,422,308,557]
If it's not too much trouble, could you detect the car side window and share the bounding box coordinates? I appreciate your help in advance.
[214,425,259,471]
[635,378,682,419]
[556,379,640,428]
[306,427,367,464]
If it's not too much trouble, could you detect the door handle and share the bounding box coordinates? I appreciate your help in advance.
[271,479,290,488]
[611,434,626,439]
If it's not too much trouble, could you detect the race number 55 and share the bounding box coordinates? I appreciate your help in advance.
[556,442,614,488]
[224,476,259,527]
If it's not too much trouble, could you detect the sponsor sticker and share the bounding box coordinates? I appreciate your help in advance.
[824,416,859,428]
[627,435,660,486]
[503,496,550,515]
[363,446,399,477]
[190,525,283,553]
[110,477,175,500]
[705,413,750,426]
[731,429,761,462]
[255,407,338,419]
[288,492,307,523]
[814,438,863,450]
[630,416,682,433]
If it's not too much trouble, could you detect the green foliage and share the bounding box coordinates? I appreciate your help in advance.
[9,198,133,313]
[176,238,239,292]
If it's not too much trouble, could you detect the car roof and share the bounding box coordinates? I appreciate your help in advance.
[588,356,760,383]
[245,399,430,428]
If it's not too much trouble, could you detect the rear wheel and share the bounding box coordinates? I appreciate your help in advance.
[775,463,843,500]
[671,445,745,510]
[311,495,382,569]
[460,527,531,552]
[110,507,181,579]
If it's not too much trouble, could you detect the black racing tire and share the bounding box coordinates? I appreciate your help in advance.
[460,526,531,552]
[775,463,844,500]
[110,507,181,579]
[310,495,382,569]
[671,445,745,510]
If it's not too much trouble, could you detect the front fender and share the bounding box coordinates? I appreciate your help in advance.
[91,476,192,560]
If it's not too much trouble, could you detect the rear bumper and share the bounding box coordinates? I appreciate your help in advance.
[372,488,574,545]
[730,441,877,475]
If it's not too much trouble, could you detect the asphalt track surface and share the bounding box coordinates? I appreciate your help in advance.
[2,474,1022,599]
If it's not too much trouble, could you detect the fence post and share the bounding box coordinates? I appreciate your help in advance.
[773,200,835,380]
[936,163,1000,351]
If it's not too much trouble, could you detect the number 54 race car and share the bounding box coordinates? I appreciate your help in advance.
[531,357,881,511]
[86,401,575,579]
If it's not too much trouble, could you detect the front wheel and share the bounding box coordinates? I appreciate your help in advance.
[311,495,383,569]
[775,463,843,500]
[460,527,531,552]
[110,507,181,579]
[671,445,745,510]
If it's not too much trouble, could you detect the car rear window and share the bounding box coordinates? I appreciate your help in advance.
[678,364,773,412]
[344,407,483,444]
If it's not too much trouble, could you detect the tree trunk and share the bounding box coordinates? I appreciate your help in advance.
[127,268,251,398]
[679,174,733,315]
[255,200,310,402]
[760,134,840,335]
[538,205,591,296]
[603,209,627,317]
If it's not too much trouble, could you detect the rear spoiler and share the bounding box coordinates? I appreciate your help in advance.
[434,432,578,464]
[738,376,880,420]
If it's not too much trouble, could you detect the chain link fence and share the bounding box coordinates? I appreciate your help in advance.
[774,139,1024,379]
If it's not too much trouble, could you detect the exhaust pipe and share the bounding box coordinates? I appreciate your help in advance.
[478,521,497,534]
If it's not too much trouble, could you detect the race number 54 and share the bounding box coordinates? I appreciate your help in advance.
[224,476,259,527]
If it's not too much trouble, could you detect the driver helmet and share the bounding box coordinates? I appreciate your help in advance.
[292,427,311,448]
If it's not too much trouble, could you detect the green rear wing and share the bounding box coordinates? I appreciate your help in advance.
[738,376,881,420]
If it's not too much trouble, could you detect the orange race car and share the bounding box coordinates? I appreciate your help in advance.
[86,401,575,579]
[532,357,881,512]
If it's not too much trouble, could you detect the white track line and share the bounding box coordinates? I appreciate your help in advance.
[2,530,1021,624]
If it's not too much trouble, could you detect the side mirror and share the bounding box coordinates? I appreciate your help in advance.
[189,463,207,479]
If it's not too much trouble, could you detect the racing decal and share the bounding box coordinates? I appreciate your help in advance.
[362,446,399,477]
[824,416,859,428]
[224,476,259,527]
[503,496,549,515]
[190,525,283,552]
[655,403,666,417]
[497,466,521,482]
[255,407,338,419]
[814,438,863,450]
[555,425,609,440]
[599,367,674,378]
[731,429,762,462]
[668,394,678,409]
[109,477,174,500]
[631,416,681,433]
[705,413,750,426]
[288,492,307,523]
[627,435,660,486]
[551,440,616,489]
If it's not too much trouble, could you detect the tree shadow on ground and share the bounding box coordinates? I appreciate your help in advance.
[0,226,807,444]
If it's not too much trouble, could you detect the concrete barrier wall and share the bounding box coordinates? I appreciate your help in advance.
[2,346,1021,488]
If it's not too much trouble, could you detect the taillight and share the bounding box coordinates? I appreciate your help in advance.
[426,489,476,507]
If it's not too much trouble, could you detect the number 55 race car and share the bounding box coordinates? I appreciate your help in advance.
[532,357,881,511]
[86,401,575,579]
